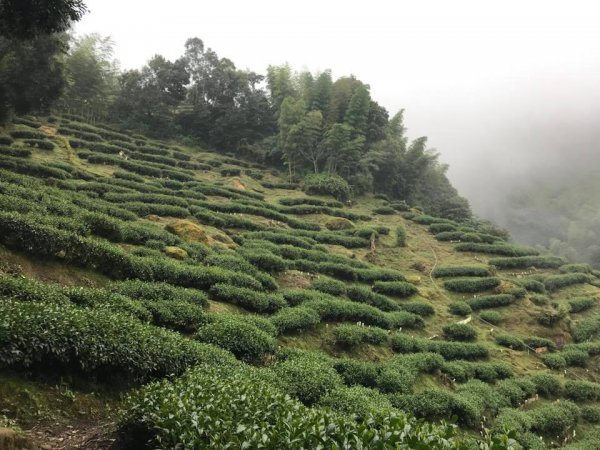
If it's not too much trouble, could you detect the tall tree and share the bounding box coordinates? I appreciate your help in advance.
[0,0,86,39]
[344,86,371,137]
[277,96,306,178]
[284,110,324,173]
[310,70,332,115]
[0,34,67,122]
[61,33,119,120]
[266,64,297,116]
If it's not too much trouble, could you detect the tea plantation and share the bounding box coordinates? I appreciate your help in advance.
[0,115,599,449]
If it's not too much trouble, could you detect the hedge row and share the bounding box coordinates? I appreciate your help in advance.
[489,255,566,269]
[454,243,539,257]
[467,294,515,310]
[209,283,285,313]
[543,273,591,291]
[332,324,389,348]
[0,300,235,381]
[432,265,491,278]
[443,277,501,293]
[372,281,418,297]
[391,334,489,360]
[442,361,512,383]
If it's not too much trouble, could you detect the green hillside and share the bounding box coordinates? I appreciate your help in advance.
[0,114,599,449]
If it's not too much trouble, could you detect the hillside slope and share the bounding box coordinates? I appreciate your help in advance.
[0,115,599,449]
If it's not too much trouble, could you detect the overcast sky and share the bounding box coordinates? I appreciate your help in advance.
[75,0,600,217]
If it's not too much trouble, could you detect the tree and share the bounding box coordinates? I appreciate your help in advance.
[0,34,68,122]
[310,70,332,115]
[0,0,86,39]
[61,33,119,120]
[277,96,306,178]
[344,86,371,137]
[266,64,297,116]
[284,110,324,173]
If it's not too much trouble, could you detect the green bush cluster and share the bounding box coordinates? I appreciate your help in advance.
[432,265,491,278]
[109,280,208,307]
[119,364,496,449]
[489,255,565,269]
[395,224,407,247]
[467,294,514,310]
[270,307,321,334]
[568,297,596,313]
[448,302,472,316]
[479,310,502,324]
[209,283,285,313]
[302,173,350,201]
[195,314,276,363]
[442,323,478,341]
[571,315,600,342]
[544,273,591,291]
[444,277,501,293]
[311,276,347,296]
[455,242,539,257]
[559,263,593,273]
[372,281,418,297]
[442,361,512,382]
[332,324,388,348]
[391,334,488,360]
[0,300,234,381]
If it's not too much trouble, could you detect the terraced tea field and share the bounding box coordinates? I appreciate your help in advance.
[0,115,599,449]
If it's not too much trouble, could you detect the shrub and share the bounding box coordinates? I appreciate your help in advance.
[325,217,354,230]
[467,294,514,310]
[571,315,600,342]
[544,273,591,292]
[22,138,55,150]
[302,173,351,201]
[271,307,321,334]
[428,223,456,233]
[273,352,343,405]
[10,129,47,140]
[240,248,288,272]
[568,297,596,313]
[530,373,562,397]
[442,323,477,341]
[541,353,567,370]
[219,167,241,176]
[432,265,490,278]
[373,206,395,215]
[444,277,501,293]
[520,279,547,293]
[311,276,347,296]
[319,386,392,419]
[372,281,418,297]
[0,135,14,145]
[562,349,590,367]
[400,302,434,317]
[0,300,234,381]
[195,315,276,363]
[560,263,592,274]
[395,224,407,247]
[346,285,399,312]
[582,406,600,423]
[391,334,488,360]
[332,324,388,348]
[442,361,512,383]
[209,283,285,313]
[489,255,565,269]
[333,359,379,387]
[0,146,31,157]
[455,243,539,257]
[448,302,472,316]
[528,401,580,436]
[479,310,502,324]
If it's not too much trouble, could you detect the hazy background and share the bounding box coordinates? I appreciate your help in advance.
[75,0,600,246]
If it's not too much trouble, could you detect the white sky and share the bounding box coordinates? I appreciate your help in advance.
[75,0,600,216]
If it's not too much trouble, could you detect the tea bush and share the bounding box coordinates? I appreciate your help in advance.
[332,324,388,348]
[559,263,593,274]
[530,372,562,397]
[448,302,472,316]
[311,276,347,296]
[432,265,491,278]
[528,401,580,436]
[444,277,501,293]
[489,255,565,269]
[442,323,478,341]
[399,302,434,317]
[372,281,418,297]
[568,297,596,313]
[479,310,502,324]
[346,285,399,312]
[0,300,234,381]
[467,294,514,310]
[541,353,566,370]
[270,307,321,334]
[302,173,350,201]
[428,223,456,233]
[195,315,276,363]
[209,283,285,313]
[544,273,591,291]
[395,224,407,247]
[571,315,600,342]
[318,386,392,419]
[455,243,539,257]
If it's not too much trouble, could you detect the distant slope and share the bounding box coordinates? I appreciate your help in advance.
[0,114,599,449]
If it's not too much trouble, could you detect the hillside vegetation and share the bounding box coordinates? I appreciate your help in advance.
[0,114,599,449]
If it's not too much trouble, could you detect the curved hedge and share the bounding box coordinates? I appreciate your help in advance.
[432,265,491,278]
[454,243,539,257]
[372,281,418,298]
[443,277,501,293]
[0,300,235,381]
[489,255,565,269]
[467,294,514,310]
